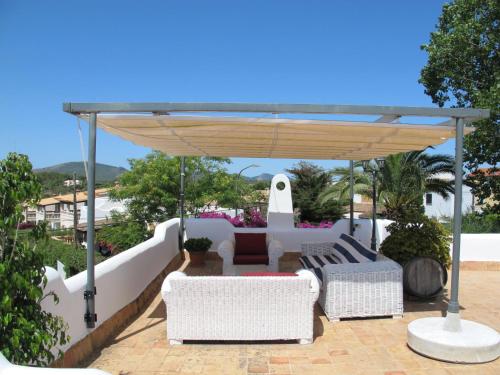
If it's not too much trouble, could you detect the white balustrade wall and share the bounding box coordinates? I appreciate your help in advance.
[453,234,500,261]
[185,218,392,251]
[41,218,180,352]
[186,218,500,262]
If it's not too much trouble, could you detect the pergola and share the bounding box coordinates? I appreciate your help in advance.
[63,102,496,362]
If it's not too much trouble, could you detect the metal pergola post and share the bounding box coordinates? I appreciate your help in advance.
[84,113,97,328]
[448,117,464,314]
[349,160,354,236]
[179,156,186,259]
[370,169,377,251]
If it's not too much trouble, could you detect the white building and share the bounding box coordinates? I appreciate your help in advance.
[24,188,126,229]
[78,196,127,224]
[63,179,82,187]
[423,173,475,220]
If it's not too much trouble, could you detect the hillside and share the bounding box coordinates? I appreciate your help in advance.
[34,162,127,183]
[246,173,274,182]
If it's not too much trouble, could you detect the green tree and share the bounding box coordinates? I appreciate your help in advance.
[320,151,455,219]
[0,153,69,365]
[95,212,150,254]
[287,161,345,223]
[420,0,499,213]
[110,151,242,223]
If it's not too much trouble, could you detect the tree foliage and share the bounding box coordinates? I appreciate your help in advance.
[110,152,249,223]
[287,161,345,223]
[35,171,86,196]
[321,151,455,219]
[0,153,69,365]
[95,212,151,254]
[420,0,499,212]
[380,208,451,267]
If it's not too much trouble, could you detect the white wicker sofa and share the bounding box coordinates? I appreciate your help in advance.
[301,240,403,322]
[217,233,284,275]
[161,270,319,345]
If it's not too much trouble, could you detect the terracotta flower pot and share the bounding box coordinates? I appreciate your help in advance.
[187,250,207,267]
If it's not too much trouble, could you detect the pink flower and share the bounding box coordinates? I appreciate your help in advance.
[199,210,267,228]
[297,220,334,229]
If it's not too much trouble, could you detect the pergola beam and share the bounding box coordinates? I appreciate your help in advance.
[374,115,400,123]
[63,102,489,120]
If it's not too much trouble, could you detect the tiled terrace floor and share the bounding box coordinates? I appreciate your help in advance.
[85,255,500,375]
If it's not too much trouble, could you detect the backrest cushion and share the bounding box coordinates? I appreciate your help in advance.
[332,233,377,263]
[234,232,267,255]
[241,272,297,277]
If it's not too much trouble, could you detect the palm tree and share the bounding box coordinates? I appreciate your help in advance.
[319,150,455,219]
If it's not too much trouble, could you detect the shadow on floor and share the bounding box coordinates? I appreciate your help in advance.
[403,288,465,316]
[148,299,166,319]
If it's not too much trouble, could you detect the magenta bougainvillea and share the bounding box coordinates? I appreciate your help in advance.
[296,221,334,229]
[199,209,266,228]
[246,209,267,228]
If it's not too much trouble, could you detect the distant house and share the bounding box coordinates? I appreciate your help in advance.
[423,173,475,220]
[63,178,82,187]
[23,188,125,229]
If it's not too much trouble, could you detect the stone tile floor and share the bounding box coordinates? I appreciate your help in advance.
[85,255,500,374]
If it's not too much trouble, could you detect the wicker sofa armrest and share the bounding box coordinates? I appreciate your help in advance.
[217,239,235,260]
[296,269,320,300]
[301,242,336,256]
[268,239,284,258]
[161,271,187,300]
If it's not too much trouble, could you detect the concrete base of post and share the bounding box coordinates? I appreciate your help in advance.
[407,313,500,363]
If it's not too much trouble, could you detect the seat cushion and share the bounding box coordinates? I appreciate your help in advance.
[332,233,377,263]
[299,254,341,269]
[234,232,267,255]
[299,255,341,284]
[241,272,297,277]
[233,254,269,265]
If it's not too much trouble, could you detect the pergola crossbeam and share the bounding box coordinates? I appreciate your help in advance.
[64,102,489,120]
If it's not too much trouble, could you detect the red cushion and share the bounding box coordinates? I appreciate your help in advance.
[233,254,269,265]
[234,233,267,255]
[241,272,297,277]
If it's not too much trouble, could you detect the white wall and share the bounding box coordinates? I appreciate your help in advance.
[452,234,500,262]
[41,218,180,352]
[424,186,475,219]
[185,218,392,251]
[79,197,127,224]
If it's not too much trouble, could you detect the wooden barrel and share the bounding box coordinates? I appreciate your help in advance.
[403,257,448,298]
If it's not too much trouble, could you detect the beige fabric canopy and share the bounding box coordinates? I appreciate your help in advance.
[89,114,472,160]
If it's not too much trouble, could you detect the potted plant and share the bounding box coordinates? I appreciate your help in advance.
[184,237,212,267]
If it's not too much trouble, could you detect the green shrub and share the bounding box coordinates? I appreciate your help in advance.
[37,239,105,277]
[461,212,500,233]
[0,152,68,365]
[95,215,151,254]
[184,237,212,252]
[380,210,451,267]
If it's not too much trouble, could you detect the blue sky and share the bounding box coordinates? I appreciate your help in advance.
[0,0,450,177]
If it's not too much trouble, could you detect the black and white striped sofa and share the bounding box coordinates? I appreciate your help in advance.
[300,233,403,321]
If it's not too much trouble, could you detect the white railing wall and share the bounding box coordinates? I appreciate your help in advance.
[185,218,392,251]
[452,234,500,262]
[41,218,180,352]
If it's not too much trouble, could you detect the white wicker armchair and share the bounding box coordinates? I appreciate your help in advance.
[301,242,403,321]
[217,234,284,275]
[161,269,319,345]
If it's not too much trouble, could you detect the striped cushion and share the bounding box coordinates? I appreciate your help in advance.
[332,233,377,263]
[299,254,341,283]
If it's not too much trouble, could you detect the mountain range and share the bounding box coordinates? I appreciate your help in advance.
[34,162,273,184]
[245,173,274,182]
[34,162,127,183]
